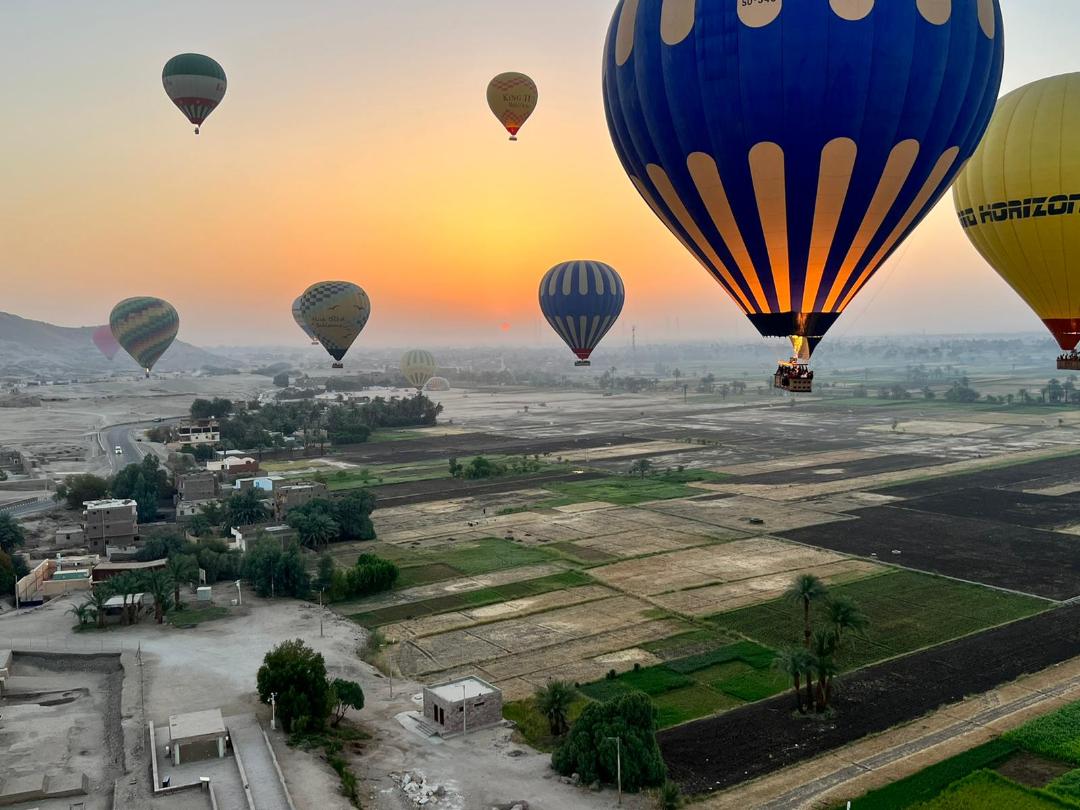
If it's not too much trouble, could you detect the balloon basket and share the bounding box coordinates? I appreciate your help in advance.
[574,360,591,367]
[332,362,344,369]
[1058,357,1080,371]
[774,361,813,393]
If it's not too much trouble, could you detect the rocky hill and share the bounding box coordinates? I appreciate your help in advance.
[0,312,235,378]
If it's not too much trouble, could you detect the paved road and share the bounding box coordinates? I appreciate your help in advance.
[98,417,180,474]
[227,714,294,810]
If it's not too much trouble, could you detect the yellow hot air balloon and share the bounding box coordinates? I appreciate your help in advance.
[954,73,1080,369]
[487,72,537,141]
[401,350,437,392]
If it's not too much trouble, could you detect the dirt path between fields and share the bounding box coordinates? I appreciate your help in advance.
[694,655,1080,809]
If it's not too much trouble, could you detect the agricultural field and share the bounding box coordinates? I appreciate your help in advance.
[846,699,1080,809]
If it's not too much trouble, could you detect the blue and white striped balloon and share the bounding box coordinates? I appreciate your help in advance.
[539,261,625,366]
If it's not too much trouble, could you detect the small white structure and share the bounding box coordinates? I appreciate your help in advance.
[196,586,212,602]
[168,708,227,766]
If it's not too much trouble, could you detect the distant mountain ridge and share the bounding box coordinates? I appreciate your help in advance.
[0,311,234,377]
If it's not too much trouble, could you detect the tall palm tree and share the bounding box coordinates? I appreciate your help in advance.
[785,574,828,649]
[811,629,840,712]
[772,648,814,714]
[826,595,870,644]
[143,570,174,624]
[165,554,198,610]
[110,572,142,625]
[86,586,111,629]
[535,680,575,737]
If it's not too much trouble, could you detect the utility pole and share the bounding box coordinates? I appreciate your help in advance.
[606,735,622,805]
[319,590,324,637]
[462,684,468,738]
[270,692,277,730]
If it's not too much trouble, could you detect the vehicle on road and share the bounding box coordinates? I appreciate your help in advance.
[114,446,123,455]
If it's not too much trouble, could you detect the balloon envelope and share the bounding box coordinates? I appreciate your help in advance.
[92,325,120,361]
[539,261,625,363]
[298,281,371,363]
[954,73,1080,351]
[292,296,319,342]
[602,1,1004,359]
[163,53,227,133]
[401,350,437,390]
[487,72,538,140]
[109,297,180,373]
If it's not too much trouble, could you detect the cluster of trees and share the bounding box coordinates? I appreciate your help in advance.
[70,555,201,628]
[55,456,172,522]
[242,538,310,598]
[190,398,235,419]
[134,533,242,585]
[448,455,537,480]
[773,574,870,715]
[285,491,377,550]
[316,553,398,603]
[0,514,29,596]
[534,683,676,798]
[256,639,365,734]
[696,374,747,397]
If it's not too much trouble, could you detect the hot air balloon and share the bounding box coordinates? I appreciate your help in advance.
[109,297,180,377]
[163,53,227,135]
[487,73,538,141]
[954,73,1080,370]
[602,0,1003,392]
[298,281,371,369]
[92,325,120,361]
[539,261,625,367]
[292,296,319,344]
[401,350,437,392]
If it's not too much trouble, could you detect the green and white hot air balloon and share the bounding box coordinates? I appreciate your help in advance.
[298,281,371,369]
[163,53,227,135]
[401,350,437,392]
[109,297,180,377]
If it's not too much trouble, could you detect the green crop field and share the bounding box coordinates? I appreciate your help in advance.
[910,770,1076,810]
[577,640,782,729]
[534,469,731,508]
[710,570,1048,671]
[1006,701,1080,766]
[845,699,1080,809]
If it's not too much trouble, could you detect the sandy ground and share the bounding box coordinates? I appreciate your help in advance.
[0,590,644,810]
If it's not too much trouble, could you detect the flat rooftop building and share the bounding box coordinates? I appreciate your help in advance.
[422,676,502,736]
[168,708,227,766]
[82,498,138,556]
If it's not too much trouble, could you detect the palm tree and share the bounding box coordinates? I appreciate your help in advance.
[86,586,111,629]
[143,570,174,624]
[534,680,575,737]
[811,629,840,712]
[785,574,829,649]
[772,647,814,714]
[110,572,142,625]
[165,554,198,610]
[629,458,653,480]
[826,595,870,644]
[68,602,92,628]
[296,513,339,552]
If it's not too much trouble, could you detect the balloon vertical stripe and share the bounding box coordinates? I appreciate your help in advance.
[109,297,180,373]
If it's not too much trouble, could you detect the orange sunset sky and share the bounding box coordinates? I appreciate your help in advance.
[3,1,1080,348]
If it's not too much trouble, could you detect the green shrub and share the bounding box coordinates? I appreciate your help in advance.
[1047,769,1080,803]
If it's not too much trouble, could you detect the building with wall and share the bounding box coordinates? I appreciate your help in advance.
[422,676,503,736]
[205,456,259,477]
[272,481,328,520]
[54,525,85,547]
[176,419,220,446]
[91,558,167,583]
[176,471,218,503]
[82,499,138,556]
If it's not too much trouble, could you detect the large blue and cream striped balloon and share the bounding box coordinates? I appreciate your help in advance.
[602,0,1003,360]
[539,261,625,366]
